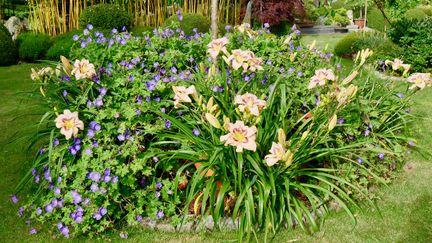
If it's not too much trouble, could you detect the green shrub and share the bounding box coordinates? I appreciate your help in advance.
[333,13,350,26]
[46,30,81,60]
[367,8,389,32]
[269,21,293,36]
[334,32,359,56]
[16,32,52,62]
[129,26,155,35]
[404,8,428,21]
[164,13,210,36]
[0,25,18,66]
[79,4,130,30]
[335,31,399,61]
[418,5,432,16]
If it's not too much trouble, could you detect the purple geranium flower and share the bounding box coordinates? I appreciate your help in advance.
[90,183,99,192]
[30,228,37,235]
[192,129,200,136]
[378,153,385,160]
[136,215,143,222]
[165,119,171,129]
[156,210,164,219]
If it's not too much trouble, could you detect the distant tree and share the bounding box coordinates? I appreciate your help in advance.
[249,0,306,25]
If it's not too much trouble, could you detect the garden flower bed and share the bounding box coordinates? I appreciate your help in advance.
[11,22,431,240]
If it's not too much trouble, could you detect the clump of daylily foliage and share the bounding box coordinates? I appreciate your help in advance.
[13,21,431,240]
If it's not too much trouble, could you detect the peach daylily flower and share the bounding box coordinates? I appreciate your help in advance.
[308,68,336,89]
[55,110,84,140]
[220,120,257,152]
[264,142,285,166]
[71,59,96,80]
[31,67,55,80]
[224,49,251,71]
[208,37,229,59]
[247,56,264,72]
[172,85,197,108]
[234,93,266,116]
[407,73,431,90]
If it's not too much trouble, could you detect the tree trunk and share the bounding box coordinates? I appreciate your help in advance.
[211,0,219,39]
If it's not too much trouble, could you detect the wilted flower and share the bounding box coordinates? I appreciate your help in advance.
[207,37,229,59]
[55,110,84,140]
[172,85,197,108]
[385,58,410,74]
[220,120,257,152]
[407,73,431,90]
[71,59,96,80]
[308,69,336,89]
[234,93,267,116]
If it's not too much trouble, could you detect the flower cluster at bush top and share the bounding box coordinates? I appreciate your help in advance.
[13,22,423,239]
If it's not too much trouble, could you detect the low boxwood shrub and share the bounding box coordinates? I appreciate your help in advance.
[334,32,359,57]
[79,4,130,30]
[17,32,52,62]
[163,13,210,36]
[13,25,424,240]
[0,24,18,66]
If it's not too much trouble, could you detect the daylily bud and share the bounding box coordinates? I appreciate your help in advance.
[283,150,294,167]
[277,128,286,145]
[205,113,221,129]
[290,52,297,62]
[309,40,316,51]
[328,114,337,131]
[342,71,358,85]
[207,97,214,111]
[301,131,309,141]
[223,116,230,130]
[40,86,46,97]
[60,56,72,75]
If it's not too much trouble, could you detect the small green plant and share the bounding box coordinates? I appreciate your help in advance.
[0,24,18,66]
[16,32,52,62]
[79,4,131,30]
[164,13,210,36]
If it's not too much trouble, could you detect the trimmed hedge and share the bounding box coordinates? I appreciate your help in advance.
[164,13,210,36]
[0,24,18,66]
[79,4,130,30]
[16,32,52,62]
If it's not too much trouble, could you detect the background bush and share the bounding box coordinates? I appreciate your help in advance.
[16,32,51,62]
[334,32,359,57]
[367,7,389,32]
[164,13,210,35]
[79,4,131,30]
[0,24,18,66]
[403,8,428,21]
[46,30,81,60]
[335,31,400,62]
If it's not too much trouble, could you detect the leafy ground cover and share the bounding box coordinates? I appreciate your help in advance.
[1,34,431,242]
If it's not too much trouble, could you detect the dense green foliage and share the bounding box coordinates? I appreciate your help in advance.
[0,25,18,66]
[389,17,432,72]
[403,8,428,20]
[164,13,210,35]
[16,32,52,62]
[46,31,80,60]
[367,8,389,31]
[79,4,131,30]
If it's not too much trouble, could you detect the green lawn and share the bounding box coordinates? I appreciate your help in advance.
[1,46,431,241]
